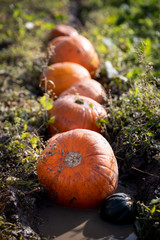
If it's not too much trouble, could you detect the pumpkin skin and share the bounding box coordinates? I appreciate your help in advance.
[48,35,99,77]
[40,62,91,97]
[37,129,118,209]
[47,36,69,58]
[60,79,107,104]
[100,193,137,224]
[48,94,107,135]
[50,24,78,39]
[49,36,68,47]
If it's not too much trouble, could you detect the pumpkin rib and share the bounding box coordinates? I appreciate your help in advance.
[90,159,118,176]
[83,151,113,162]
[84,165,117,192]
[83,169,108,196]
[77,136,118,190]
[82,138,113,158]
[85,157,118,189]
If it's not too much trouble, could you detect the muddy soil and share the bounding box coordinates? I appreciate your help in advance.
[2,165,159,239]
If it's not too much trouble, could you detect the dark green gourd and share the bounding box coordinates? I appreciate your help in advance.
[100,193,136,225]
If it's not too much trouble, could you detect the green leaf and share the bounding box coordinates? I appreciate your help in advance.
[144,38,151,55]
[13,9,20,18]
[97,44,107,53]
[134,87,139,96]
[143,205,151,212]
[47,116,55,124]
[105,15,117,24]
[89,103,93,108]
[23,123,28,131]
[15,117,21,122]
[42,22,55,30]
[30,136,39,149]
[21,132,30,139]
[150,198,160,205]
[150,205,156,214]
[146,132,153,136]
[96,118,108,128]
[22,158,28,164]
[48,66,55,71]
[99,118,108,124]
[20,143,25,149]
[39,95,53,111]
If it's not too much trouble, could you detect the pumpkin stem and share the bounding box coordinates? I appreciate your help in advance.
[65,152,81,168]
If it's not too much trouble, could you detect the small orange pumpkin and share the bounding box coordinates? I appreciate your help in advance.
[48,94,107,135]
[37,129,118,209]
[48,35,99,78]
[60,79,107,104]
[40,62,91,97]
[50,24,78,39]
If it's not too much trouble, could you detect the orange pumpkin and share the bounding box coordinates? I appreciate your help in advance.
[40,62,91,97]
[60,79,107,104]
[37,129,118,209]
[48,35,99,78]
[50,24,78,39]
[48,94,107,135]
[47,36,69,58]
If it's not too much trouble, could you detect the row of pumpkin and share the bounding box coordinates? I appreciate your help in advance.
[37,25,119,210]
[40,24,109,135]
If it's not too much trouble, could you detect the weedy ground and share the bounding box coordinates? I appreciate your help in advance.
[0,0,160,239]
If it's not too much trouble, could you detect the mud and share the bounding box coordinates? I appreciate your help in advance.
[37,197,137,240]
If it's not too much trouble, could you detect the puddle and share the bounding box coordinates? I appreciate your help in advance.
[37,197,137,240]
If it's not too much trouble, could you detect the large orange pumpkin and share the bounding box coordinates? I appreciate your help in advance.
[40,62,91,97]
[50,24,78,39]
[48,35,99,78]
[48,94,107,135]
[60,79,107,104]
[37,129,118,209]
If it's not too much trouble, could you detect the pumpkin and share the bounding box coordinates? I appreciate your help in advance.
[50,24,78,39]
[60,79,107,104]
[100,193,137,224]
[48,34,99,78]
[48,94,107,135]
[47,36,69,58]
[40,62,91,97]
[37,129,118,209]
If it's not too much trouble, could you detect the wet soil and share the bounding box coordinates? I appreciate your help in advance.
[1,166,159,239]
[37,196,137,240]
